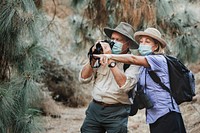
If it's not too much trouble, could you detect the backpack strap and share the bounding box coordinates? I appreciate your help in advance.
[123,64,130,71]
[148,71,175,109]
[123,64,132,99]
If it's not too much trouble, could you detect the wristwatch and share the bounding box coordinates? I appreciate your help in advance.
[108,62,116,68]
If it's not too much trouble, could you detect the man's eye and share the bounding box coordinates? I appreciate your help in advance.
[146,41,151,43]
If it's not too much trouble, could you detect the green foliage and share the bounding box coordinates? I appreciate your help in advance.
[16,43,47,78]
[0,86,15,131]
[0,0,46,132]
[0,77,43,133]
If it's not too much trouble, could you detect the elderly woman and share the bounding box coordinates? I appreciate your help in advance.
[95,28,186,133]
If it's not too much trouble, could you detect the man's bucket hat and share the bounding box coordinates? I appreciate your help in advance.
[104,22,139,49]
[134,27,167,48]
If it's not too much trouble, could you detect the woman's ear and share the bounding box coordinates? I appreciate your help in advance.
[154,46,159,51]
[153,44,159,52]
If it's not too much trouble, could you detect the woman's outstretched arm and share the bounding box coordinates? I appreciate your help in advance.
[94,54,150,67]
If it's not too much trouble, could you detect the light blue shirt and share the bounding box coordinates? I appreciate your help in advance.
[139,54,180,124]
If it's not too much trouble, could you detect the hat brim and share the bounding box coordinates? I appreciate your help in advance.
[134,31,167,48]
[104,27,139,49]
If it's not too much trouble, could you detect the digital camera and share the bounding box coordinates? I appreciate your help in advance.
[88,40,115,68]
[92,40,115,55]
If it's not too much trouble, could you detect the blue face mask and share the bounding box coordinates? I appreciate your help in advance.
[111,41,123,54]
[138,44,152,56]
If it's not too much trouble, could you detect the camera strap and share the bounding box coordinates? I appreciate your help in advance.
[123,64,130,72]
[138,68,146,92]
[144,69,147,92]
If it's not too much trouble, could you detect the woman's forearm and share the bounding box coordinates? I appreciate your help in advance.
[110,54,135,64]
[110,54,149,67]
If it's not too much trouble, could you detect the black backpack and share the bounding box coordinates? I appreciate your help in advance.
[148,55,195,108]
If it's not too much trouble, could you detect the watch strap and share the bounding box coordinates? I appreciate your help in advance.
[108,62,116,68]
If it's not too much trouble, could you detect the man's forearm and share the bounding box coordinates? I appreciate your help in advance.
[81,62,94,79]
[110,66,126,87]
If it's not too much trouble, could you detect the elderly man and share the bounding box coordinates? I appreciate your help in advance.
[79,22,140,133]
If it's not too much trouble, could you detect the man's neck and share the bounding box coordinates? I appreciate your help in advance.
[121,48,129,54]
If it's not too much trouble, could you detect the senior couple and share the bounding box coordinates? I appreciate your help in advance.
[79,22,186,133]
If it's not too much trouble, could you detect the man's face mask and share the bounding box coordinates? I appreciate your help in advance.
[111,40,123,54]
[138,44,152,56]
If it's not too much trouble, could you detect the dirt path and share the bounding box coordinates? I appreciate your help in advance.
[42,106,86,133]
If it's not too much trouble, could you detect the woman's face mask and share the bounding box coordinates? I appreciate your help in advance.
[138,44,152,56]
[111,40,123,54]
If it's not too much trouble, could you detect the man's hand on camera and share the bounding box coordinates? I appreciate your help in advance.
[94,40,111,53]
[93,40,103,52]
[88,40,112,67]
[101,42,112,54]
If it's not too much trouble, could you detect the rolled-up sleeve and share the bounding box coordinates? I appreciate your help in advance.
[119,64,140,92]
[79,72,93,84]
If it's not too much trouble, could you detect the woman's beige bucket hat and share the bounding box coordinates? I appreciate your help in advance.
[134,28,167,48]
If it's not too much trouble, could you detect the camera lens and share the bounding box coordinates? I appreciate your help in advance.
[136,84,154,109]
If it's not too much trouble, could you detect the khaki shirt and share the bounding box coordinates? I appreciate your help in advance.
[79,62,140,104]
